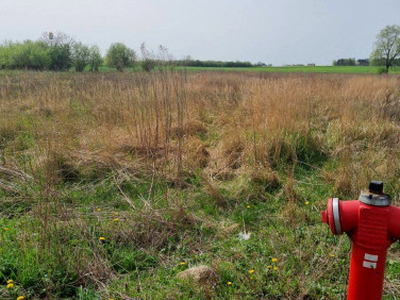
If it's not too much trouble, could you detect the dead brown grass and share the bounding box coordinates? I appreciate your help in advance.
[1,71,400,195]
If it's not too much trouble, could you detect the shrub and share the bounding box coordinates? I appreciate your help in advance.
[71,42,91,72]
[88,45,103,72]
[106,43,136,71]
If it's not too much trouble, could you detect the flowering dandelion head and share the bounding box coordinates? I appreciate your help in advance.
[17,296,25,300]
[7,283,14,289]
[272,258,278,263]
[248,269,254,274]
[99,236,106,241]
[227,282,232,285]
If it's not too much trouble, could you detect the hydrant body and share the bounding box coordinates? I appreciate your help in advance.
[321,181,400,300]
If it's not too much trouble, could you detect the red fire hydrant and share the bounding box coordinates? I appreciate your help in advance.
[321,181,400,300]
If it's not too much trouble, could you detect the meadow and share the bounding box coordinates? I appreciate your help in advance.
[93,65,400,75]
[1,70,400,299]
[174,66,400,74]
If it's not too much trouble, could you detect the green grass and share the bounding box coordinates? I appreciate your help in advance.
[87,65,400,75]
[2,158,400,299]
[0,163,349,299]
[175,65,400,74]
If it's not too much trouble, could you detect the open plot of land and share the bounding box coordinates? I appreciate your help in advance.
[175,65,400,74]
[1,71,400,299]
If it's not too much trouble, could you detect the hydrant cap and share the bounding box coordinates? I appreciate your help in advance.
[359,180,391,207]
[369,180,383,194]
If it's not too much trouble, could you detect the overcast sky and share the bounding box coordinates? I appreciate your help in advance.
[1,0,399,65]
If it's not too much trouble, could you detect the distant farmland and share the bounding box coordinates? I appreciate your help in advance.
[93,65,400,74]
[175,65,400,74]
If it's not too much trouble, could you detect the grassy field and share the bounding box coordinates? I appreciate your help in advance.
[94,65,400,74]
[175,65,400,74]
[1,70,400,299]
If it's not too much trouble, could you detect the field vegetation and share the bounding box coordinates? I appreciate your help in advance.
[1,70,400,299]
[173,65,400,74]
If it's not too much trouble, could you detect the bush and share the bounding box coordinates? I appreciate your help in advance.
[106,43,136,71]
[88,45,103,72]
[71,42,90,72]
[0,40,52,70]
[49,44,71,71]
[377,67,388,74]
[142,59,156,72]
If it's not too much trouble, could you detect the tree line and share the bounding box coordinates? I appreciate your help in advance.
[0,32,257,72]
[174,59,253,68]
[2,25,399,72]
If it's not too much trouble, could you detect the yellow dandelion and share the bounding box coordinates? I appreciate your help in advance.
[180,262,186,266]
[114,212,119,216]
[227,281,232,285]
[7,279,13,284]
[248,269,255,274]
[247,205,251,209]
[109,299,115,300]
[96,208,101,212]
[99,236,106,241]
[4,228,9,231]
[17,296,25,300]
[329,253,335,258]
[7,283,14,289]
[273,266,278,271]
[113,218,120,222]
[272,258,278,263]
[305,201,310,205]
[267,265,272,269]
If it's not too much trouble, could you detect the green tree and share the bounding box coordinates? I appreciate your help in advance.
[370,25,400,73]
[0,40,52,70]
[27,41,52,70]
[106,43,136,71]
[72,42,90,72]
[88,45,103,72]
[40,31,74,71]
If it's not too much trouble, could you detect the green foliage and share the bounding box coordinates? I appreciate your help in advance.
[106,43,136,71]
[175,59,254,68]
[48,44,71,71]
[88,46,102,72]
[142,58,156,72]
[71,42,91,72]
[370,25,400,72]
[377,67,388,74]
[0,32,74,71]
[333,58,356,66]
[0,40,52,70]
